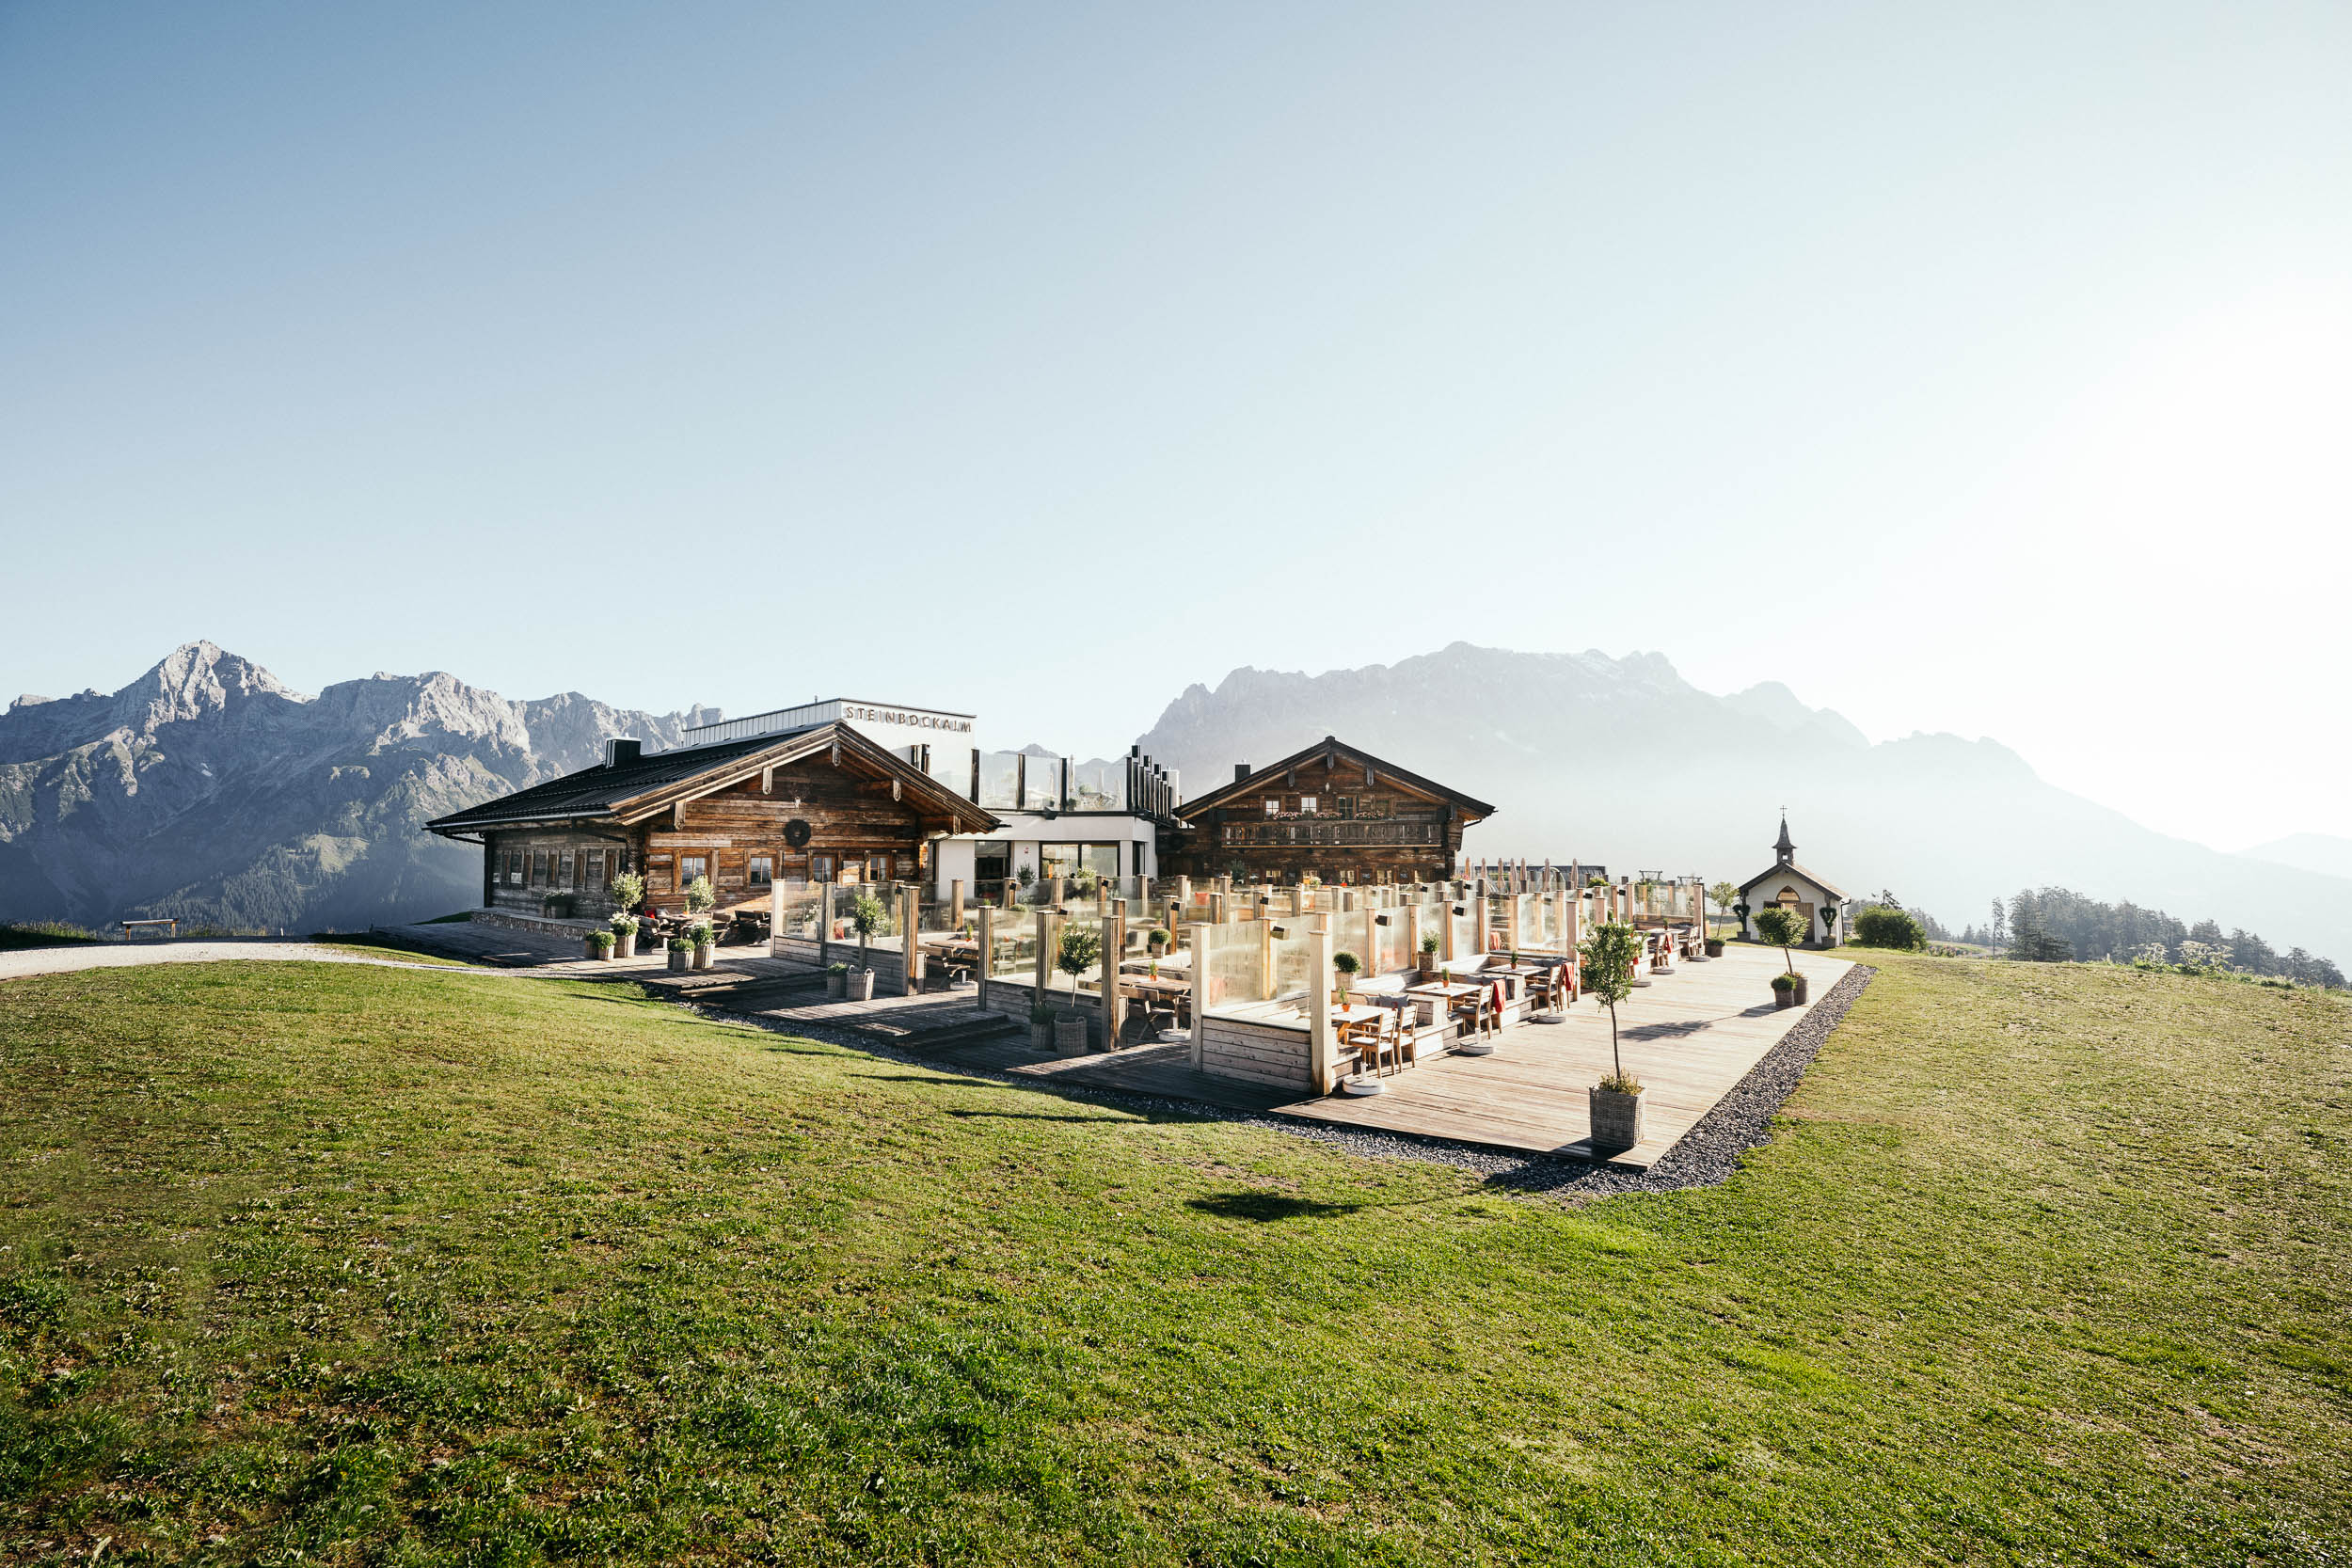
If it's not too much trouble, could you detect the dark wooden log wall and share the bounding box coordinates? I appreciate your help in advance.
[483,831,634,917]
[1161,756,1467,884]
[633,761,935,916]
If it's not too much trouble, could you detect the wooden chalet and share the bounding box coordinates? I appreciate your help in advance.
[425,724,999,920]
[1159,736,1494,884]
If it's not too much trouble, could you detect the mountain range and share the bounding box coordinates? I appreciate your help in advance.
[1133,644,2352,967]
[0,642,711,933]
[5,641,2346,971]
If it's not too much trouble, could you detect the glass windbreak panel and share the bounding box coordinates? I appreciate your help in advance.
[1069,758,1127,813]
[775,885,824,941]
[930,745,972,801]
[1329,911,1372,977]
[977,751,1023,810]
[1083,845,1120,880]
[1198,922,1263,1010]
[1022,753,1066,811]
[833,887,900,950]
[988,911,1044,980]
[1268,929,1316,1006]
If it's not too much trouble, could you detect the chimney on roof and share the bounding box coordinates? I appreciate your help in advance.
[1234,762,1250,783]
[604,737,642,768]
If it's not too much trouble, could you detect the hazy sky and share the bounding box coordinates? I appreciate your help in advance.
[4,2,2344,851]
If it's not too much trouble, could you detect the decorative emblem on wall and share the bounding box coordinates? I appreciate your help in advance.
[785,818,812,847]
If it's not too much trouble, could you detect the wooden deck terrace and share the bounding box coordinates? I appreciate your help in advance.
[1271,942,1852,1168]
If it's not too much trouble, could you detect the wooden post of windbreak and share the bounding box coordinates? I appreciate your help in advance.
[1209,891,1228,926]
[1475,883,1491,956]
[950,878,965,932]
[977,904,994,1012]
[1101,900,1125,1049]
[769,875,783,958]
[1033,909,1052,1006]
[1309,924,1336,1095]
[1187,921,1212,1070]
[901,884,920,995]
[818,883,834,968]
[1259,909,1276,1001]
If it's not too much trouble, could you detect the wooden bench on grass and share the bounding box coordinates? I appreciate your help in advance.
[120,918,177,941]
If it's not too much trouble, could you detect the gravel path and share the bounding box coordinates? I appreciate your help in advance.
[679,962,1880,1202]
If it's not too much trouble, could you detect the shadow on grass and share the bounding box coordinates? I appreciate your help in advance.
[862,1074,1006,1089]
[1186,1190,1367,1222]
[948,1109,1133,1125]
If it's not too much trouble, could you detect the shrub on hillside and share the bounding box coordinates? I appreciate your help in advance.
[1853,905,1926,951]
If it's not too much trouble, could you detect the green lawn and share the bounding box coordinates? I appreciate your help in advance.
[307,941,476,969]
[1,956,2345,1564]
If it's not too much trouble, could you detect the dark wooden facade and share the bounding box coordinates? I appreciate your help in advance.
[1158,736,1494,884]
[430,724,997,919]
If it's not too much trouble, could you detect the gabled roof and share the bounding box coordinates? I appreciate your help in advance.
[425,721,999,836]
[1738,860,1848,899]
[1176,735,1495,824]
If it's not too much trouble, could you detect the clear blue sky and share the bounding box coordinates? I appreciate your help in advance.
[4,2,2345,848]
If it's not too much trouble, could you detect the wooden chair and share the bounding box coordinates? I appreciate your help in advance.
[1343,1015,1394,1078]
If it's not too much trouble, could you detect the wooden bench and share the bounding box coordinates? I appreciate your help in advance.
[120,918,177,941]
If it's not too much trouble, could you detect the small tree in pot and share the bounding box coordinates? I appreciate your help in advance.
[1053,923,1102,1053]
[1707,881,1739,956]
[666,934,691,974]
[608,871,645,958]
[688,922,716,972]
[826,961,849,999]
[1332,949,1360,1001]
[1147,927,1170,957]
[1029,1000,1057,1054]
[847,893,886,1000]
[586,927,615,961]
[1418,932,1440,979]
[684,874,716,918]
[1771,973,1797,1008]
[1753,906,1806,1003]
[1578,920,1645,1154]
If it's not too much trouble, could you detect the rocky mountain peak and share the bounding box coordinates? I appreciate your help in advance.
[118,641,308,736]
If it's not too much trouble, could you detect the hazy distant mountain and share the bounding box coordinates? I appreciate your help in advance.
[2239,833,2352,882]
[1136,643,2352,968]
[0,642,712,933]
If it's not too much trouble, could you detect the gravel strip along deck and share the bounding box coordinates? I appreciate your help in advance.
[669,961,1879,1202]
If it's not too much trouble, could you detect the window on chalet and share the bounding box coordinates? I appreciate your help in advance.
[679,854,709,890]
[1299,795,1317,815]
[748,855,772,888]
[1263,798,1280,816]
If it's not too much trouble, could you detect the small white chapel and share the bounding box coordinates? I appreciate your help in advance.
[1738,815,1850,947]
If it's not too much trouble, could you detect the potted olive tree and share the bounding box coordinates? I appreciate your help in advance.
[1332,949,1360,1001]
[1578,920,1645,1154]
[1753,906,1806,1003]
[826,961,849,999]
[1706,881,1737,958]
[1418,932,1440,980]
[847,892,885,1000]
[586,927,615,961]
[666,934,691,974]
[608,871,645,958]
[1053,924,1101,1053]
[684,874,716,920]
